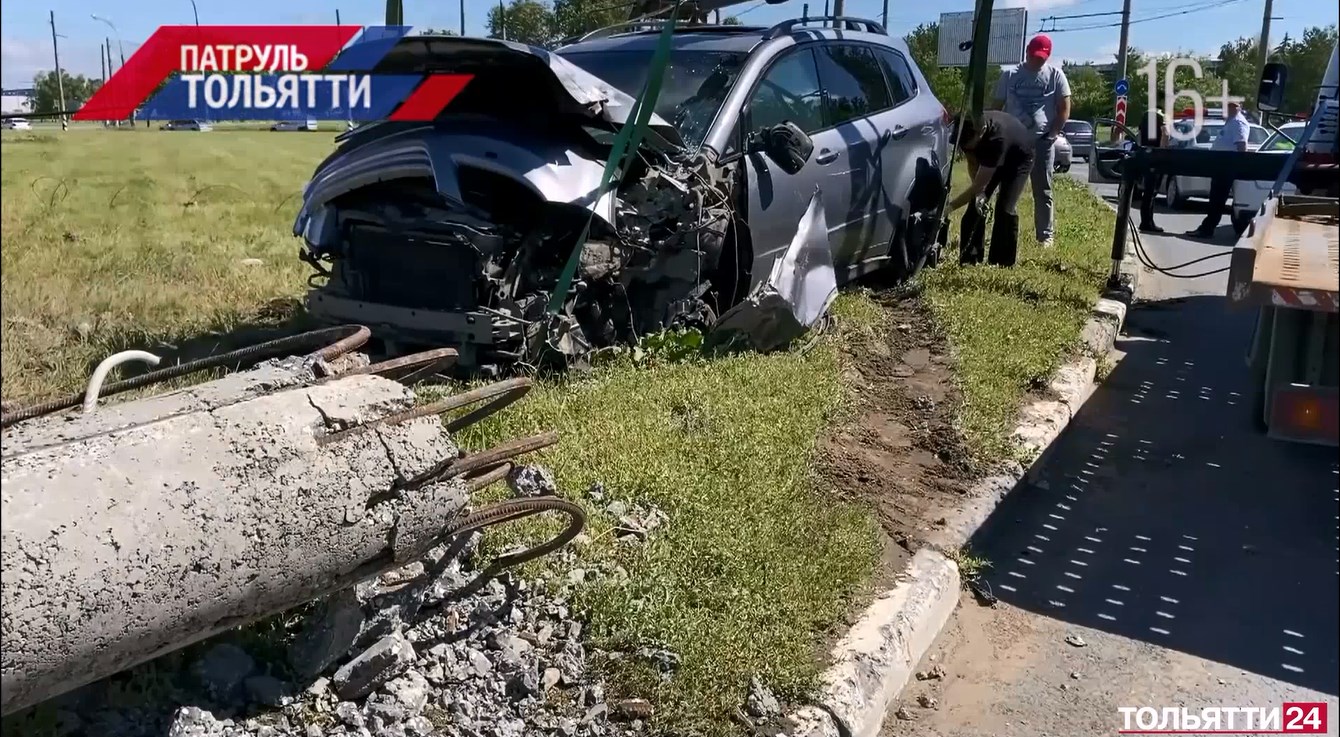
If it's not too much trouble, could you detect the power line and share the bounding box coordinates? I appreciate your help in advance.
[1046,0,1248,33]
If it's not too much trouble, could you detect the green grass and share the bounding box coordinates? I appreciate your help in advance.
[1,129,334,404]
[443,301,882,734]
[927,170,1114,462]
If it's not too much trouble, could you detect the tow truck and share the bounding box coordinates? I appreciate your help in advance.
[1095,43,1339,446]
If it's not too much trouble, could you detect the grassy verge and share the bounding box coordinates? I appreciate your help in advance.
[444,300,882,733]
[928,169,1115,462]
[1,130,333,404]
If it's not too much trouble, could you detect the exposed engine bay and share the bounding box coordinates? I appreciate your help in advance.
[298,130,736,371]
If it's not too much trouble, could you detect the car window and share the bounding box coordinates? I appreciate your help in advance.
[1248,126,1269,144]
[1261,132,1298,152]
[815,45,892,127]
[748,48,825,134]
[559,49,748,149]
[873,49,916,105]
[1194,123,1223,144]
[1063,120,1092,133]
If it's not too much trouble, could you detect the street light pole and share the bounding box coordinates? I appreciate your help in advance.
[91,15,126,67]
[49,11,68,131]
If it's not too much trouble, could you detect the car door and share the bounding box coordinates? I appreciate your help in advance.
[810,43,899,272]
[743,46,853,284]
[871,47,942,254]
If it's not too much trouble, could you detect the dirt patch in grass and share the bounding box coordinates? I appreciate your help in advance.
[817,290,975,558]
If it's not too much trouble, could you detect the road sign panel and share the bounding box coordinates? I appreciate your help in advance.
[1115,78,1129,96]
[1116,98,1128,114]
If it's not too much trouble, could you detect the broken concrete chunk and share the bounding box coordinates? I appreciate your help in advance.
[288,589,369,679]
[744,676,781,717]
[166,706,231,737]
[332,634,416,701]
[506,464,559,497]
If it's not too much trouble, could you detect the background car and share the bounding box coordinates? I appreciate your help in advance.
[160,119,212,131]
[1229,121,1307,235]
[272,119,318,132]
[1163,119,1269,208]
[2,118,33,130]
[1053,134,1072,172]
[1060,119,1093,161]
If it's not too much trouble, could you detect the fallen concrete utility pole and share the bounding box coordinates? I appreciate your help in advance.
[0,329,584,716]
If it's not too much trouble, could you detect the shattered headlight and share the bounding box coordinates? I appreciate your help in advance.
[297,204,340,255]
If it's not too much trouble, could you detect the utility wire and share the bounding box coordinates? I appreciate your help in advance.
[1047,0,1248,32]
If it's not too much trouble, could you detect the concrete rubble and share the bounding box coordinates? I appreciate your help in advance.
[4,530,654,737]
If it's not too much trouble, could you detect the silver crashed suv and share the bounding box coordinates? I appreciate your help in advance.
[294,18,951,370]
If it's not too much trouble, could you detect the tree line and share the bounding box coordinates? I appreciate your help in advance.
[903,21,1338,125]
[24,6,1335,124]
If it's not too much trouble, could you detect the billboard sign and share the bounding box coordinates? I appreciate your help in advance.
[937,9,1029,68]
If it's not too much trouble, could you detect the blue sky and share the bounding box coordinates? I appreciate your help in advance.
[2,0,1335,88]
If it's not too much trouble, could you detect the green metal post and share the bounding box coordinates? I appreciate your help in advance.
[967,0,995,119]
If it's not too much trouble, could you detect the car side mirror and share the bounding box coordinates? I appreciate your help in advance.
[1258,62,1289,112]
[749,121,814,175]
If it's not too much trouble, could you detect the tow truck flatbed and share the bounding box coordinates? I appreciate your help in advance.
[1227,194,1340,446]
[1229,195,1340,312]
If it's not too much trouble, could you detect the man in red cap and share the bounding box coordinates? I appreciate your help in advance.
[993,33,1072,249]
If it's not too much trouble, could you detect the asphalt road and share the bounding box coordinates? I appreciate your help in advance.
[883,162,1340,737]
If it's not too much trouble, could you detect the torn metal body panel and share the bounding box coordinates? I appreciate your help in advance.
[708,191,838,353]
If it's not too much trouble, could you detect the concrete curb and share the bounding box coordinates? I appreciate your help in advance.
[787,187,1138,737]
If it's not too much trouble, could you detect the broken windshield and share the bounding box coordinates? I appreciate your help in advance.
[557,49,748,150]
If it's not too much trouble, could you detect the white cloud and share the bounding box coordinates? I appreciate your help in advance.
[2,35,141,87]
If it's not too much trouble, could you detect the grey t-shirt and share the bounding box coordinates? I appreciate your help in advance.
[994,63,1071,136]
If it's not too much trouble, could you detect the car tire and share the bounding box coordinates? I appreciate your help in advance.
[1165,177,1187,210]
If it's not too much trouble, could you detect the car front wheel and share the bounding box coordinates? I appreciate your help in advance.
[1165,177,1188,210]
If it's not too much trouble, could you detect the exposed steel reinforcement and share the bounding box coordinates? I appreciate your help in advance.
[1,325,372,428]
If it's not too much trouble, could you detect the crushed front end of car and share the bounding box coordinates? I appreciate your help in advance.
[293,37,740,372]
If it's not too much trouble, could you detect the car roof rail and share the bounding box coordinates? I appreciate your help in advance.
[569,19,764,44]
[764,15,887,39]
[573,20,667,42]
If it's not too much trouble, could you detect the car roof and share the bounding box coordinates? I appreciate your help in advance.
[555,24,906,56]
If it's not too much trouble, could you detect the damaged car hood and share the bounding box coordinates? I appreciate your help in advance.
[295,120,620,238]
[296,36,687,237]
